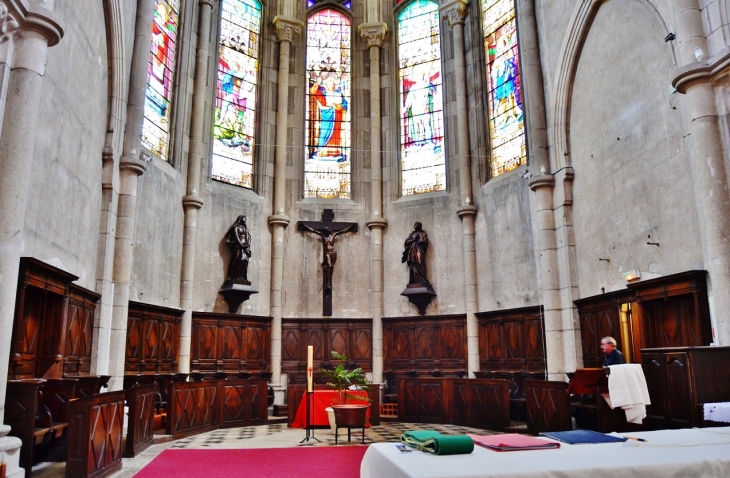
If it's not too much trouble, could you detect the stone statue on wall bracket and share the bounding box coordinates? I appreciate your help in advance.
[219,215,258,313]
[400,221,436,315]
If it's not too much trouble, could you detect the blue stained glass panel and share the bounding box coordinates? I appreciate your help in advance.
[212,0,262,188]
[142,0,180,160]
[304,9,352,199]
[482,0,526,177]
[398,0,446,196]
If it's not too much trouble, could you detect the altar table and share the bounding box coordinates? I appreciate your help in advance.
[291,390,370,428]
[361,427,730,478]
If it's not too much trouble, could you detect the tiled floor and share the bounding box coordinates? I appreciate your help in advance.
[32,420,500,477]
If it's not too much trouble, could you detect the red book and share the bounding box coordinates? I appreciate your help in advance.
[468,434,561,452]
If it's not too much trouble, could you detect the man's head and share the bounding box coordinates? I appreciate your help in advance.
[414,222,422,231]
[601,336,617,354]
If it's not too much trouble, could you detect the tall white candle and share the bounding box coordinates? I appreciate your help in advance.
[307,345,314,393]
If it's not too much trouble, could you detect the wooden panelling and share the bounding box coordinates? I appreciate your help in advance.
[383,315,466,378]
[4,380,44,478]
[525,380,572,434]
[124,383,157,458]
[281,318,372,381]
[9,259,100,381]
[396,378,510,430]
[165,379,269,439]
[476,307,545,373]
[191,313,271,374]
[640,346,730,429]
[66,390,125,478]
[576,271,712,368]
[126,302,182,376]
[575,291,632,368]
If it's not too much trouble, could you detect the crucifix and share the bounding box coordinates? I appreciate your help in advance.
[298,209,358,316]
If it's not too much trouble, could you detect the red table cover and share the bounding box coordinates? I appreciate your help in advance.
[291,390,371,428]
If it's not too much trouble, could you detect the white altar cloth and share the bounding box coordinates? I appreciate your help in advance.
[704,403,730,423]
[360,427,730,478]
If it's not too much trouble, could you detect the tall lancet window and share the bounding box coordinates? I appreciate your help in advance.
[304,9,352,199]
[212,0,262,188]
[397,0,445,196]
[482,0,525,178]
[142,0,180,161]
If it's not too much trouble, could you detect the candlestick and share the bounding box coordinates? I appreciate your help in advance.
[307,345,313,393]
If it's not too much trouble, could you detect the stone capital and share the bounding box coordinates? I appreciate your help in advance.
[273,16,303,44]
[440,0,469,27]
[0,2,20,44]
[358,22,387,48]
[119,156,146,176]
[199,0,218,7]
[366,217,388,229]
[529,174,555,192]
[268,213,291,227]
[456,204,477,219]
[24,3,63,47]
[182,195,204,210]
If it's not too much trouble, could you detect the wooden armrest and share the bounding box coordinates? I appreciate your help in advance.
[33,427,51,445]
[50,422,68,438]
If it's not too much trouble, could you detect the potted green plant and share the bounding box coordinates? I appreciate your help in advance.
[320,351,371,435]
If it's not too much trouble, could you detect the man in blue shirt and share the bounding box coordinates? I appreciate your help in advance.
[601,336,625,366]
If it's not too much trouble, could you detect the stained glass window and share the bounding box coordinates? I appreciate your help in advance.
[482,0,526,177]
[397,0,446,196]
[304,9,352,199]
[142,0,180,161]
[212,0,262,188]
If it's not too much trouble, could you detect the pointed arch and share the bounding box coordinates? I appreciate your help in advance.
[549,0,674,171]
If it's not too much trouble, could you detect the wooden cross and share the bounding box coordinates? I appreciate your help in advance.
[298,209,358,316]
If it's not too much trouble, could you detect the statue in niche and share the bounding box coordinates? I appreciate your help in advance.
[402,222,430,286]
[225,215,252,284]
[299,222,355,292]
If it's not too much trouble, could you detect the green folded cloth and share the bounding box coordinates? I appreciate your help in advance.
[401,430,474,455]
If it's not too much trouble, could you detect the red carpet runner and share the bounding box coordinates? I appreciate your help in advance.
[134,446,368,478]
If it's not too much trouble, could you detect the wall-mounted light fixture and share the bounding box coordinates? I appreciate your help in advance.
[623,270,641,282]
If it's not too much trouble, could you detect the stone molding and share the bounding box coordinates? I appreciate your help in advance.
[365,217,388,229]
[672,46,730,94]
[456,204,477,219]
[440,0,469,27]
[267,213,291,227]
[182,195,204,210]
[358,22,386,48]
[0,2,20,44]
[199,0,218,7]
[119,156,146,176]
[23,3,63,46]
[529,174,555,192]
[273,15,303,43]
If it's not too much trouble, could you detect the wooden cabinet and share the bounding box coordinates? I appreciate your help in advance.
[9,258,99,380]
[281,318,371,383]
[641,346,730,429]
[476,306,545,372]
[191,312,271,374]
[125,301,182,375]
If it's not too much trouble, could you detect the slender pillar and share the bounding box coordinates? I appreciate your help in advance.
[441,0,479,376]
[0,4,61,476]
[107,0,155,392]
[360,22,387,384]
[269,15,302,402]
[520,0,577,378]
[670,0,730,346]
[179,0,216,374]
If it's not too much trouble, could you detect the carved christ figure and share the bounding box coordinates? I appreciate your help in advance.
[300,223,355,291]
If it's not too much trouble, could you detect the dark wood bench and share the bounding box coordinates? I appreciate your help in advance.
[525,380,572,434]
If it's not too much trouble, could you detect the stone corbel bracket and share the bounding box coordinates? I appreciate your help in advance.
[672,46,730,94]
[1,0,63,46]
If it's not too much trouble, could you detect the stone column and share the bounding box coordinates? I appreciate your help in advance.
[360,22,387,385]
[0,3,62,476]
[268,15,302,403]
[671,0,730,346]
[179,0,216,374]
[106,0,155,392]
[441,0,479,376]
[520,0,577,378]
